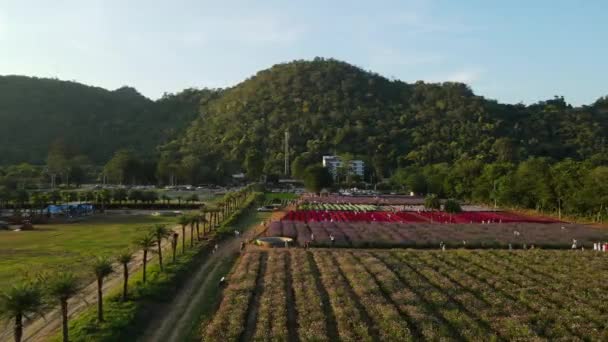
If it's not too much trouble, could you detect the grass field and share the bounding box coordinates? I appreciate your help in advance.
[0,214,176,290]
[203,248,608,341]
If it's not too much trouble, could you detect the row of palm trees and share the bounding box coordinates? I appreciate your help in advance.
[0,187,256,342]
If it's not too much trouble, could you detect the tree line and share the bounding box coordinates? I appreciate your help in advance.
[389,157,608,221]
[0,75,218,165]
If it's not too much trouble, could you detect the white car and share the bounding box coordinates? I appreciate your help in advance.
[257,205,276,212]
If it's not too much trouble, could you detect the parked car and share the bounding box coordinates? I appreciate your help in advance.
[257,205,277,212]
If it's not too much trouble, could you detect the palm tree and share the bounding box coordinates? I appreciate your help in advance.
[204,210,212,234]
[46,273,81,342]
[189,216,196,247]
[151,224,171,271]
[170,232,179,262]
[198,212,208,237]
[194,214,201,240]
[0,282,44,342]
[92,257,113,322]
[177,215,190,254]
[135,234,156,283]
[116,252,133,301]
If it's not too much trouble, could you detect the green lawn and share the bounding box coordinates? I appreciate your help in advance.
[264,192,299,201]
[0,215,176,290]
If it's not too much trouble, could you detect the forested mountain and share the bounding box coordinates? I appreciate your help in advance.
[0,75,214,164]
[163,58,608,183]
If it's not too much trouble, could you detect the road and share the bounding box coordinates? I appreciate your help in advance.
[139,229,251,342]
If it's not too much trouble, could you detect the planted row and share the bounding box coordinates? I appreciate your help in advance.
[203,252,261,341]
[253,251,288,341]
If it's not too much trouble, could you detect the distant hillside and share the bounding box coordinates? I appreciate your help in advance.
[162,58,608,183]
[2,58,606,178]
[0,75,215,164]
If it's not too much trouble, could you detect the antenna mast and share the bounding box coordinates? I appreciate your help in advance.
[284,129,290,176]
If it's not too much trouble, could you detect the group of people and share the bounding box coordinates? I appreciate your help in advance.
[593,242,608,251]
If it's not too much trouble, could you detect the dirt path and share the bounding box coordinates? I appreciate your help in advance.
[140,224,259,342]
[0,224,183,342]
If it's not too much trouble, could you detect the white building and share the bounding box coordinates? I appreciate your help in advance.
[322,155,365,179]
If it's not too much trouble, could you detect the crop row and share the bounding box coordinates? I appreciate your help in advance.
[253,251,288,341]
[265,220,608,248]
[202,249,608,341]
[202,251,261,341]
[290,250,330,341]
[283,210,560,224]
[297,203,378,212]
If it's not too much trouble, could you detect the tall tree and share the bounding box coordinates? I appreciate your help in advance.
[177,215,190,254]
[150,224,171,271]
[46,272,81,342]
[116,252,133,301]
[0,282,44,342]
[91,257,113,322]
[303,165,333,194]
[135,234,156,283]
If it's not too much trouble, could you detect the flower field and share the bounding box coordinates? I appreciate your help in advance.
[297,203,378,211]
[301,194,425,205]
[202,249,608,341]
[281,210,561,224]
[265,221,608,248]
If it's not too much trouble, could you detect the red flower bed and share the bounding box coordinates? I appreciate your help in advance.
[417,211,561,224]
[282,210,561,224]
[281,210,429,223]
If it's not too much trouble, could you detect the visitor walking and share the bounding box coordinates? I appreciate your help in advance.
[330,234,335,246]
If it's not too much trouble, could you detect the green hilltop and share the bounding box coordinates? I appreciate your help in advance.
[162,58,608,183]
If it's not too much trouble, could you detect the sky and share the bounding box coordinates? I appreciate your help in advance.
[0,0,606,105]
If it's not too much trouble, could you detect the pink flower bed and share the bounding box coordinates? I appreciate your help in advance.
[281,210,429,223]
[264,220,607,248]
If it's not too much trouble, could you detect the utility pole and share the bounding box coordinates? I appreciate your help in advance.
[284,129,290,177]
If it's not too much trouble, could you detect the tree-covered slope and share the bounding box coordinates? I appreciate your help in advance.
[0,75,211,164]
[164,58,607,183]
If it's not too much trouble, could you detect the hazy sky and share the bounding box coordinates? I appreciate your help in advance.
[1,0,606,105]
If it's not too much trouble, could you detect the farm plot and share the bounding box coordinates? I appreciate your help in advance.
[281,210,428,223]
[282,210,560,224]
[265,221,608,248]
[297,203,378,211]
[417,211,561,224]
[201,249,608,341]
[302,194,425,205]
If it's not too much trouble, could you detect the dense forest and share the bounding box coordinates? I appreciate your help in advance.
[0,75,215,164]
[163,58,608,183]
[1,58,607,219]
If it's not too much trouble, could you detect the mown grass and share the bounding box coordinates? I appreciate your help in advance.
[0,215,175,291]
